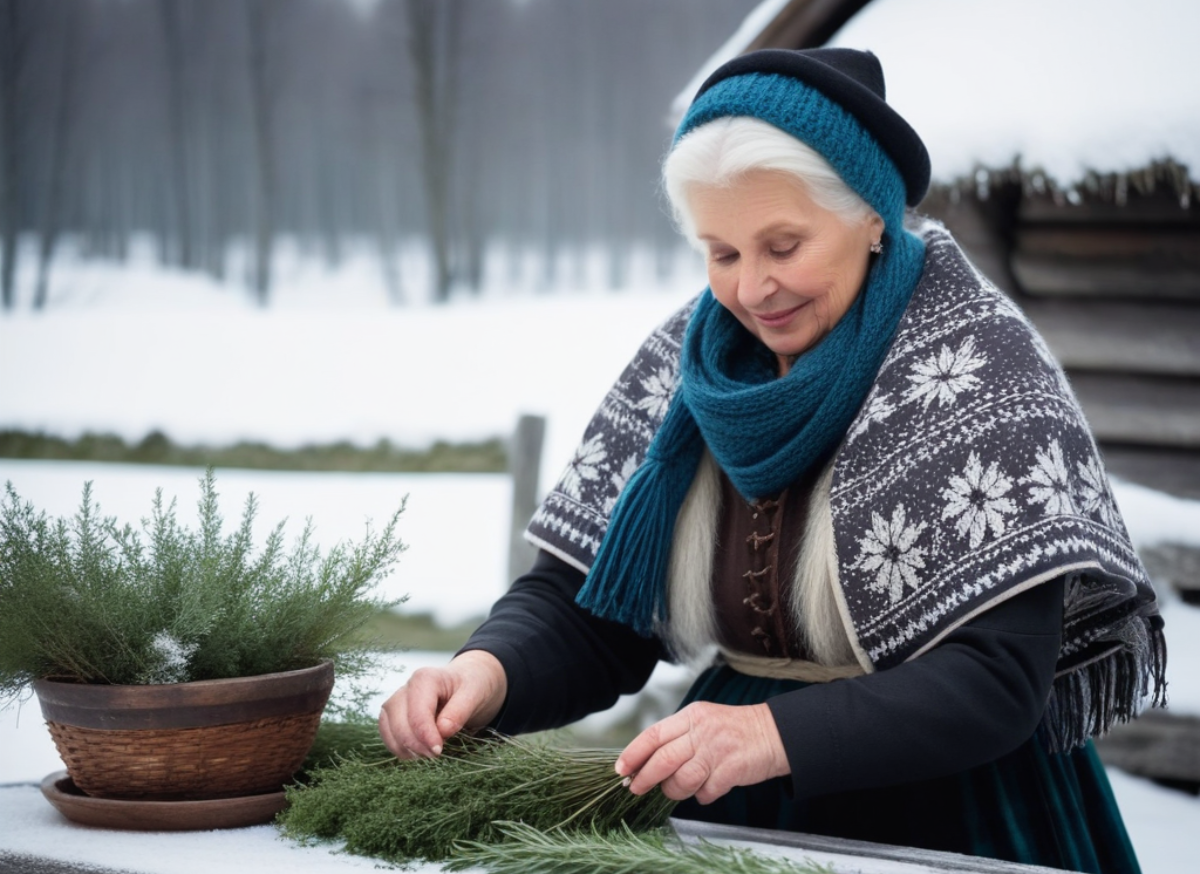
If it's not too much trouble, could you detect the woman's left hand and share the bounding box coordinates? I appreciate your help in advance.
[615,701,789,804]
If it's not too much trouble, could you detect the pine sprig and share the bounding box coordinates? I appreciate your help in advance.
[294,714,386,782]
[448,821,837,874]
[277,732,678,864]
[0,471,405,698]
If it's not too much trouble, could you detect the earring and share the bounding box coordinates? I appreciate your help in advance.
[870,240,884,255]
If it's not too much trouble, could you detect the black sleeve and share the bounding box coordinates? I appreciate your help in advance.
[767,577,1064,801]
[459,550,665,735]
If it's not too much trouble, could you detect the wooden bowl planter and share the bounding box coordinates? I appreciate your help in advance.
[34,660,334,802]
[3,474,405,829]
[39,771,291,831]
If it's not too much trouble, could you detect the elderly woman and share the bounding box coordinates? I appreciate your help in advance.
[380,48,1164,873]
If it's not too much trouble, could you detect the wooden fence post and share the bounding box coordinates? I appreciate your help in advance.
[508,414,545,584]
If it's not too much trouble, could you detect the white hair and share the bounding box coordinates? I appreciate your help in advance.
[662,116,878,246]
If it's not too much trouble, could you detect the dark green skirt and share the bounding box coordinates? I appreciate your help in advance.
[671,666,1141,874]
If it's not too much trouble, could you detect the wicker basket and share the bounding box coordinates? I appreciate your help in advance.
[34,661,334,801]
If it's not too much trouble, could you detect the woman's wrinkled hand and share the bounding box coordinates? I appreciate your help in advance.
[378,649,507,759]
[615,701,789,805]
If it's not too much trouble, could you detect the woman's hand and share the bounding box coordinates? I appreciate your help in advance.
[615,701,789,805]
[378,649,507,759]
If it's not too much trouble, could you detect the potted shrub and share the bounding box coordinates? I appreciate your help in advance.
[0,470,404,818]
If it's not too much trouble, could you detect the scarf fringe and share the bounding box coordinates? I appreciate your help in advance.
[575,406,703,637]
[1041,618,1168,753]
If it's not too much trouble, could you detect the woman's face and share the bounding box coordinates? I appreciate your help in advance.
[689,170,883,376]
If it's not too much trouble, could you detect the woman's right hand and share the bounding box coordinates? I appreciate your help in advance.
[378,649,508,759]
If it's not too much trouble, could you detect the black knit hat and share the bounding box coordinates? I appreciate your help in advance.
[687,48,930,207]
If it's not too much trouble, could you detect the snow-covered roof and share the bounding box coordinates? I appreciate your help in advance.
[673,0,1200,186]
[669,0,792,120]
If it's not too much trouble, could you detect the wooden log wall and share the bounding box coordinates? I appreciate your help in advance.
[923,185,1200,500]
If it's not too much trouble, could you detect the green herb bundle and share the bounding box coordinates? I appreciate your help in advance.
[295,713,385,782]
[0,470,404,698]
[278,732,677,864]
[450,821,834,874]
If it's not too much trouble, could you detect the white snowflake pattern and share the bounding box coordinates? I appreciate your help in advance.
[560,434,607,501]
[856,504,928,604]
[1076,455,1117,527]
[634,366,677,421]
[941,452,1017,548]
[904,335,987,410]
[848,391,896,442]
[1023,440,1077,515]
[602,454,642,514]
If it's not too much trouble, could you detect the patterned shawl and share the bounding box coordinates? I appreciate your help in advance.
[527,219,1166,750]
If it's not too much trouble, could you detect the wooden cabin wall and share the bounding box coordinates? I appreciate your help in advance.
[922,186,1200,501]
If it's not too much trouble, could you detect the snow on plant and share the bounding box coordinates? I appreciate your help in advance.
[136,631,199,685]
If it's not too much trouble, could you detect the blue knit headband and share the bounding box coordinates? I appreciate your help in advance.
[674,72,908,228]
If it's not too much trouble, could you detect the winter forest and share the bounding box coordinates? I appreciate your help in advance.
[0,0,761,309]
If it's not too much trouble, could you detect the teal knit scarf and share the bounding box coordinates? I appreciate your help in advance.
[575,227,925,636]
[575,69,927,636]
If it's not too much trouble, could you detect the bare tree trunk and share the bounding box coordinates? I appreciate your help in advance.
[315,120,342,269]
[361,91,403,304]
[158,0,194,269]
[378,206,403,304]
[244,0,276,306]
[197,16,224,284]
[0,0,25,310]
[458,143,484,294]
[33,0,83,310]
[405,0,461,303]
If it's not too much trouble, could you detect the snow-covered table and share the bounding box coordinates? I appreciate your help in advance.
[0,784,1069,874]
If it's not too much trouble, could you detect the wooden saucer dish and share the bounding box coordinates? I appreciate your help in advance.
[40,771,287,831]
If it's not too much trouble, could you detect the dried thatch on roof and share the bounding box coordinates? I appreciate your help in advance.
[937,158,1197,211]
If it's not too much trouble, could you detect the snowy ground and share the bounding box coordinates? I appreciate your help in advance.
[0,234,706,491]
